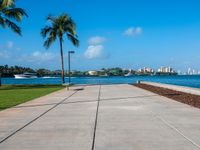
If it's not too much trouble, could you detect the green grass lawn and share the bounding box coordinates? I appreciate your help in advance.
[0,85,65,111]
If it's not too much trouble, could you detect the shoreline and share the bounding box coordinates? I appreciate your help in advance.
[2,74,200,78]
[2,76,200,89]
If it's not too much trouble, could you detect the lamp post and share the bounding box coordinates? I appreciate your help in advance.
[68,50,75,85]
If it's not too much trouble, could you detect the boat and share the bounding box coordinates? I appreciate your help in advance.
[124,72,133,77]
[14,72,38,79]
[42,76,53,79]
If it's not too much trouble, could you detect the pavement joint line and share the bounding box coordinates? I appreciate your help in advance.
[155,114,200,149]
[139,98,200,149]
[1,84,200,149]
[0,89,80,144]
[13,102,60,108]
[91,84,101,150]
[100,95,158,101]
[13,95,158,109]
[136,99,200,149]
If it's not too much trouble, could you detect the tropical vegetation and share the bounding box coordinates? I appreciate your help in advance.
[0,65,132,77]
[41,14,79,84]
[0,0,27,86]
[0,65,179,78]
[0,0,28,35]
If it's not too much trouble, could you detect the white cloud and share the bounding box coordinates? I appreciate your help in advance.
[88,36,106,45]
[19,51,56,63]
[84,45,104,59]
[6,41,14,49]
[124,27,142,36]
[32,51,55,61]
[85,36,109,59]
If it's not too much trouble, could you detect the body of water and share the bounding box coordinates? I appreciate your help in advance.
[1,75,200,88]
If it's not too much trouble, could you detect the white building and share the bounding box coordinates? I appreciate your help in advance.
[138,67,154,73]
[187,68,200,75]
[158,67,174,73]
[187,68,191,75]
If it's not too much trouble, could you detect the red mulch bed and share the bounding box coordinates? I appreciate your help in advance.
[134,83,200,109]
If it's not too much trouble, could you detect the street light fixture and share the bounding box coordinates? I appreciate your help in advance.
[68,50,75,85]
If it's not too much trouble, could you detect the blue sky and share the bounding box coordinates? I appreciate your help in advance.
[1,0,200,72]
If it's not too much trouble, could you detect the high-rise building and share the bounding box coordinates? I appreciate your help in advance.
[158,66,174,73]
[188,68,191,75]
[138,67,154,73]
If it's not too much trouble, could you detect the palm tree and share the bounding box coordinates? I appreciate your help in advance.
[41,14,79,84]
[0,0,27,86]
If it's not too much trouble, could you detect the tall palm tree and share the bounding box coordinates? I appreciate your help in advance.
[0,0,27,86]
[41,14,79,84]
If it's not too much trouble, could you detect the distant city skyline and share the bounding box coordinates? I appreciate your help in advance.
[2,64,199,75]
[1,0,200,72]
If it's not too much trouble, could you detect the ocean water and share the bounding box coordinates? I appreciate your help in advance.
[1,75,200,88]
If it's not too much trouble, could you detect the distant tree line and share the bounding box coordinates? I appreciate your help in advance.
[0,65,134,77]
[0,65,35,77]
[0,65,179,78]
[71,68,133,76]
[0,65,62,77]
[98,68,128,76]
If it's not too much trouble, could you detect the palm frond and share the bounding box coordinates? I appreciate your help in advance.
[41,13,79,49]
[67,33,79,47]
[43,31,56,49]
[3,8,28,21]
[58,13,69,22]
[0,0,15,9]
[0,15,5,27]
[64,18,76,35]
[46,14,56,23]
[5,18,21,35]
[0,0,27,35]
[41,26,53,38]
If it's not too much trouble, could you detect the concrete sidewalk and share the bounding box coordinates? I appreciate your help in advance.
[0,84,200,150]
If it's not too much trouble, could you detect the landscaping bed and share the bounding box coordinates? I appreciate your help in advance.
[134,83,200,109]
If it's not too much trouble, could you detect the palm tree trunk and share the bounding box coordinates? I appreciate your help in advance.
[59,37,65,84]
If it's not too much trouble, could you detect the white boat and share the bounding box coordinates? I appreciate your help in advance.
[42,76,52,79]
[14,73,38,79]
[124,72,133,77]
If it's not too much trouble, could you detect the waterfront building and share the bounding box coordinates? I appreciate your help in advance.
[187,68,191,75]
[138,67,154,73]
[158,66,174,73]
